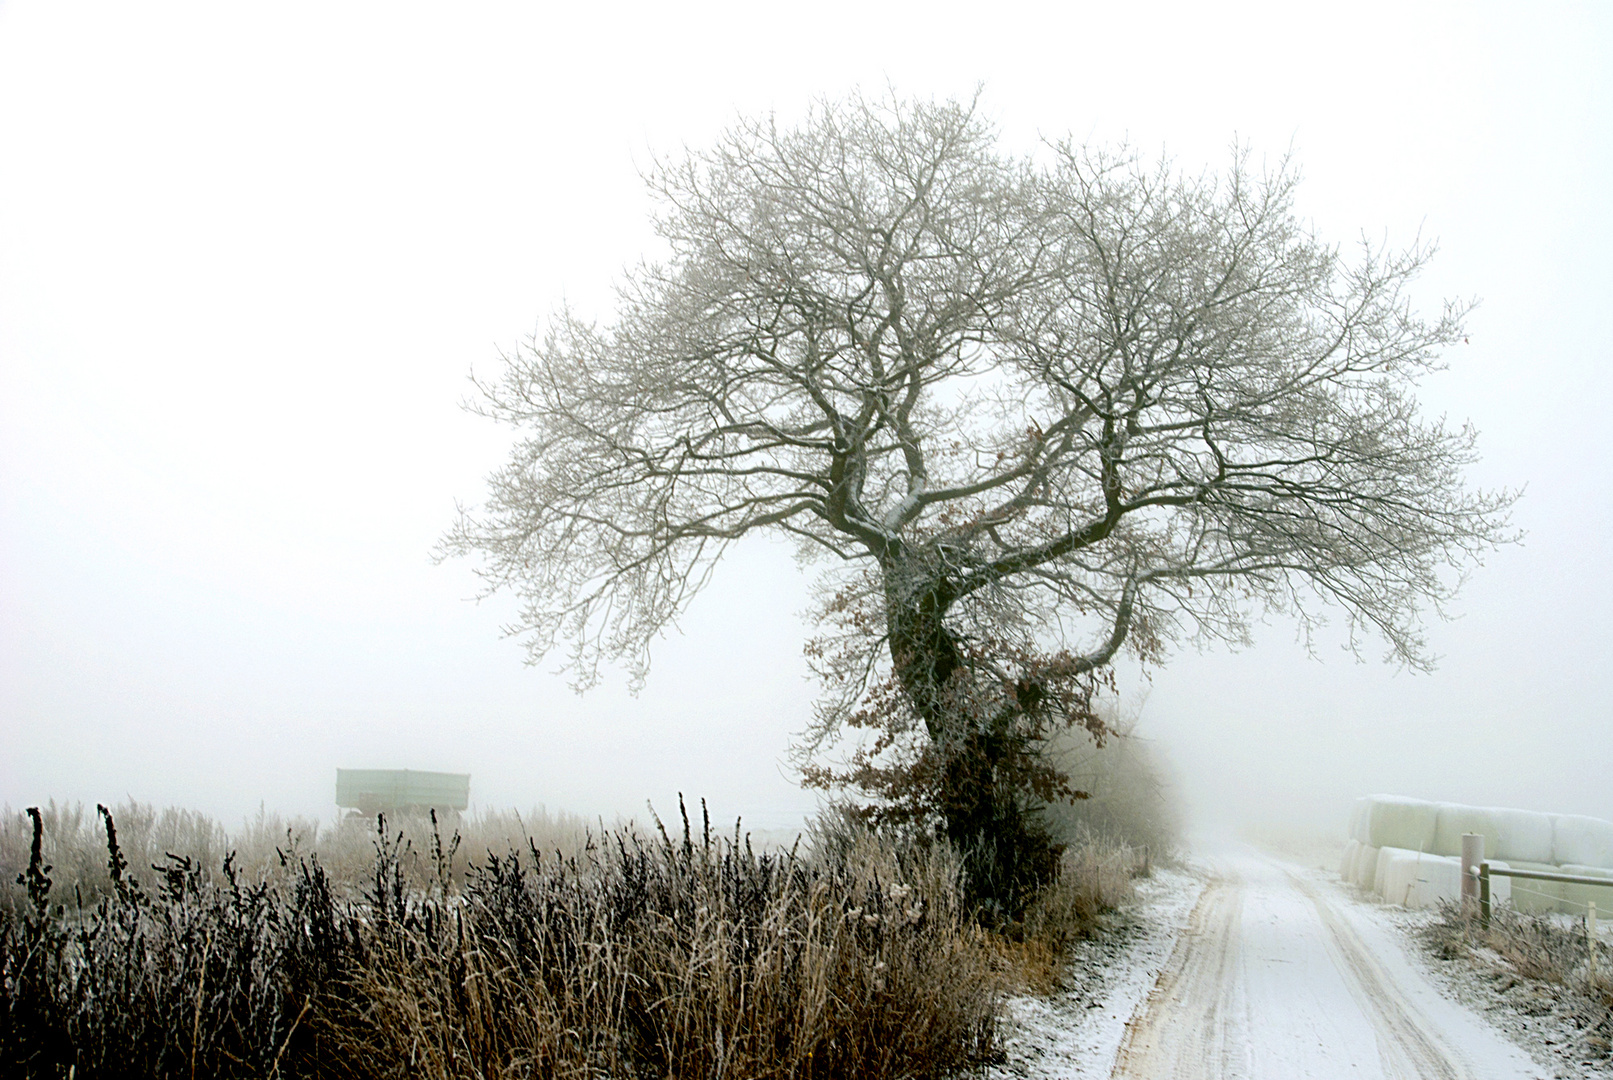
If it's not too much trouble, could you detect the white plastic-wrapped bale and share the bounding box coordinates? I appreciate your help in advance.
[1349,842,1372,885]
[1378,852,1464,909]
[1365,796,1440,853]
[1356,845,1382,891]
[1375,846,1423,899]
[1407,855,1465,909]
[1552,815,1613,869]
[1501,861,1566,914]
[1375,849,1410,903]
[1431,803,1559,864]
[1349,798,1372,844]
[1558,865,1613,915]
[1433,803,1502,860]
[1489,808,1556,865]
[1339,839,1362,880]
[1375,849,1422,905]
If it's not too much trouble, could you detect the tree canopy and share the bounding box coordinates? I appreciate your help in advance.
[443,93,1515,909]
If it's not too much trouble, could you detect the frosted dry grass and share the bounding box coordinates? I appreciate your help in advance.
[1038,833,1147,928]
[3,799,1155,1077]
[0,799,592,913]
[305,805,593,889]
[2,802,1005,1079]
[1419,901,1613,1070]
[334,814,1002,1079]
[1003,831,1152,993]
[0,800,236,913]
[1426,901,1613,999]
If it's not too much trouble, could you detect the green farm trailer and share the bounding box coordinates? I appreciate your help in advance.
[335,769,470,816]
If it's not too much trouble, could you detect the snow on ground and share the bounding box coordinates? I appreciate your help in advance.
[1375,897,1613,1079]
[985,864,1203,1080]
[987,848,1592,1079]
[1113,852,1544,1079]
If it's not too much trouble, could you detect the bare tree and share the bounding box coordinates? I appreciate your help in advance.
[442,94,1515,910]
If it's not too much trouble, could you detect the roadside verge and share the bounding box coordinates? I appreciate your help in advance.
[985,865,1204,1080]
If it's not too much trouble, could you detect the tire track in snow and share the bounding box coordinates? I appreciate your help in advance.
[1291,867,1463,1080]
[1111,866,1250,1078]
[1110,851,1544,1080]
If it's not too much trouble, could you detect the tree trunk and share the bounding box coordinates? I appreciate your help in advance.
[884,570,1059,922]
[884,586,963,744]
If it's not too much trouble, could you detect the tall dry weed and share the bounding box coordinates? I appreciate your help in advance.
[1004,829,1150,991]
[1426,900,1610,992]
[2,800,1002,1079]
[327,801,1001,1079]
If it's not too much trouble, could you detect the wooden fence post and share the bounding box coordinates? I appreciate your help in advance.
[1479,862,1491,928]
[1591,901,1599,987]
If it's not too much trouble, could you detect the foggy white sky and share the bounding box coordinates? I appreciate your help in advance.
[2,1,1609,837]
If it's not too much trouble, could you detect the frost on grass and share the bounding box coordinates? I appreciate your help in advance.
[1411,901,1613,1078]
[1,802,1003,1079]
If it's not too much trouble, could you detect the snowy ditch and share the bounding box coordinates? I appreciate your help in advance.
[985,865,1203,1080]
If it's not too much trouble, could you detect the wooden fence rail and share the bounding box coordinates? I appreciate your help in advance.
[1460,838,1604,984]
[1457,831,1606,986]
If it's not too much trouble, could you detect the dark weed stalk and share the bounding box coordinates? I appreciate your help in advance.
[428,809,461,897]
[97,803,136,903]
[18,808,50,926]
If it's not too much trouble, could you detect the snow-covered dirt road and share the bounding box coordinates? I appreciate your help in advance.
[1112,852,1548,1080]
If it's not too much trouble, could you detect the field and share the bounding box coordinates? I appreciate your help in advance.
[1,798,1152,1079]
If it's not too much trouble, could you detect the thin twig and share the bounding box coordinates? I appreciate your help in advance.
[191,928,215,1080]
[269,999,311,1080]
